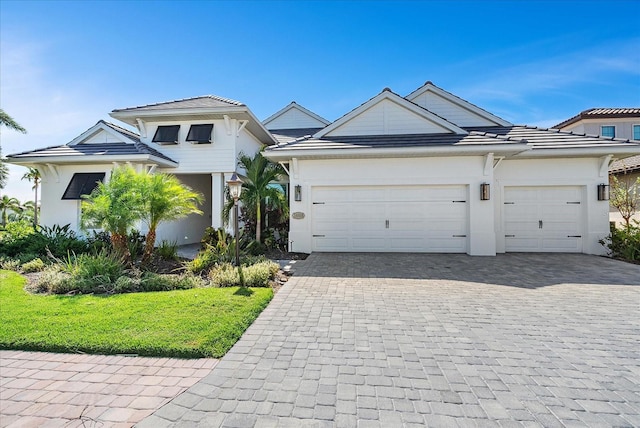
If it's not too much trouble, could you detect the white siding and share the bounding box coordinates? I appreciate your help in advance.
[82,129,127,144]
[39,164,113,234]
[143,119,236,173]
[265,106,327,130]
[410,92,497,127]
[326,99,452,136]
[236,127,264,160]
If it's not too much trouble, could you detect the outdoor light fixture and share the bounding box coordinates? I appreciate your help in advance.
[480,183,491,201]
[294,185,302,202]
[226,173,243,266]
[597,183,610,201]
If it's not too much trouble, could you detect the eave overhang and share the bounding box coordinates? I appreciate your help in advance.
[263,143,531,162]
[110,107,277,146]
[6,154,178,168]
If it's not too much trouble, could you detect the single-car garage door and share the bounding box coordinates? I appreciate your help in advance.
[504,186,583,252]
[311,185,468,252]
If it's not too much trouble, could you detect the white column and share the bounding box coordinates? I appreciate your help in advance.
[211,173,225,229]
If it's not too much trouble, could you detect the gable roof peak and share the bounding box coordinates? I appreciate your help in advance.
[382,87,392,92]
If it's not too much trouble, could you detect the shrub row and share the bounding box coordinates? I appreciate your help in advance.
[601,222,640,262]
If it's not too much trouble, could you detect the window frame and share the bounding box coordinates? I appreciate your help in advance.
[152,125,181,144]
[633,124,640,141]
[600,125,616,138]
[61,172,106,200]
[186,124,214,144]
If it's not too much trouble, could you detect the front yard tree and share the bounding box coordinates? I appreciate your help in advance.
[81,167,144,262]
[228,152,287,243]
[21,167,41,227]
[610,175,640,229]
[0,195,21,226]
[140,172,203,263]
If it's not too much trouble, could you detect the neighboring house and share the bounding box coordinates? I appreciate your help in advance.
[7,83,640,255]
[263,82,640,255]
[7,97,276,245]
[554,108,640,225]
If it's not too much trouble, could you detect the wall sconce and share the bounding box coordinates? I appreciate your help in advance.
[480,183,490,201]
[294,185,302,201]
[597,183,610,201]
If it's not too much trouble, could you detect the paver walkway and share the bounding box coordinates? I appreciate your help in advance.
[141,253,640,427]
[0,351,217,427]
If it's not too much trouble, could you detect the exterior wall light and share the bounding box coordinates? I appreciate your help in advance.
[480,183,490,201]
[226,173,243,266]
[294,185,302,202]
[597,183,610,201]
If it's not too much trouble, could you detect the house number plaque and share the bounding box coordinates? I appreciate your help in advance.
[292,212,305,220]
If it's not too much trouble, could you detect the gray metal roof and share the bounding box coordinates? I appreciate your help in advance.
[112,95,245,113]
[610,155,640,174]
[8,142,176,164]
[467,126,638,149]
[7,121,176,165]
[269,128,325,144]
[554,108,640,129]
[266,125,640,153]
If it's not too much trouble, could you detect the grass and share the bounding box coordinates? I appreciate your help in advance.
[0,270,273,358]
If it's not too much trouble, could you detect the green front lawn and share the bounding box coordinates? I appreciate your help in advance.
[0,270,272,358]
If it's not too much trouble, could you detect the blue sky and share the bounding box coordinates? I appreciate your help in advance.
[1,0,639,201]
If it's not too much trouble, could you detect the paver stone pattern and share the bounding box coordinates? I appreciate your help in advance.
[0,351,217,427]
[141,253,640,427]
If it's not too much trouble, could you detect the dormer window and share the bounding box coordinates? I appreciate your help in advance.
[187,124,214,144]
[152,125,180,144]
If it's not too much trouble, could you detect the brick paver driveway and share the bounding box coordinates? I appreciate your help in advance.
[142,253,640,427]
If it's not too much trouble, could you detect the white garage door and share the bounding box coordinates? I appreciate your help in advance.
[504,186,583,252]
[311,185,468,252]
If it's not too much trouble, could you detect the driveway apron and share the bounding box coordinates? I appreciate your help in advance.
[141,253,640,427]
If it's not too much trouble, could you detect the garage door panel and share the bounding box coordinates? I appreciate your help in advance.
[312,185,468,253]
[504,186,582,253]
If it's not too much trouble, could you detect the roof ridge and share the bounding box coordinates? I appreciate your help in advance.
[101,120,141,139]
[112,94,245,112]
[406,81,511,126]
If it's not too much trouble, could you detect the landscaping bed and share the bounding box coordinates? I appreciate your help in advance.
[0,270,273,358]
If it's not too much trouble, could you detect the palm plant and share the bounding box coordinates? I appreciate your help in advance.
[0,109,27,190]
[223,152,288,243]
[21,167,41,227]
[140,172,203,263]
[81,167,145,262]
[0,195,22,227]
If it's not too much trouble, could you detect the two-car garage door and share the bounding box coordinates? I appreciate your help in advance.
[311,185,468,252]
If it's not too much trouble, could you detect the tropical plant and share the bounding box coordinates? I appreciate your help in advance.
[0,195,21,227]
[610,175,640,229]
[223,152,288,243]
[0,109,27,134]
[81,166,145,262]
[139,172,203,263]
[0,109,27,190]
[0,147,8,190]
[21,167,41,227]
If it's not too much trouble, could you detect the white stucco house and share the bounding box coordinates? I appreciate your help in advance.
[7,96,276,245]
[7,82,640,255]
